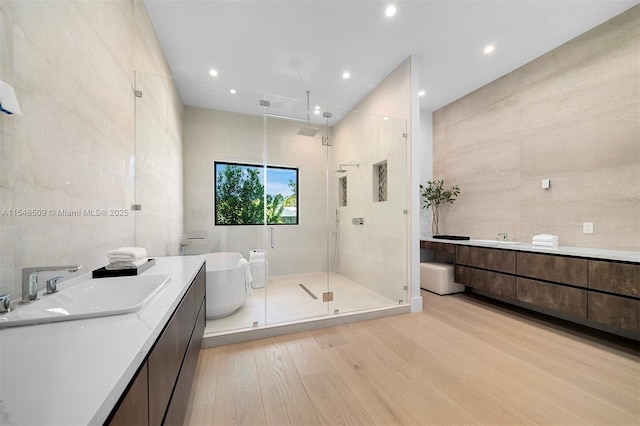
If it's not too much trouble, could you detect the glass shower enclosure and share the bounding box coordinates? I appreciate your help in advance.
[134,72,408,336]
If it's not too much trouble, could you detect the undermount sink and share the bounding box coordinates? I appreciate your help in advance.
[0,274,171,329]
[471,239,522,245]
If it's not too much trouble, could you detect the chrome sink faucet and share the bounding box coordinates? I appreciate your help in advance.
[497,233,508,241]
[21,265,83,304]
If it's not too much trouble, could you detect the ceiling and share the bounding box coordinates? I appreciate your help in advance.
[144,0,637,124]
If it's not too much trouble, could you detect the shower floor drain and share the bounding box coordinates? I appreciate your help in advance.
[298,283,318,299]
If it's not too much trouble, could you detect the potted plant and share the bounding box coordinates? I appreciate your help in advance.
[420,179,460,237]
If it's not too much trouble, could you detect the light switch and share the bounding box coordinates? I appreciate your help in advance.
[541,179,551,189]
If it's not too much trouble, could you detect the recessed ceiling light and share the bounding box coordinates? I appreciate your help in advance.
[418,90,426,97]
[385,5,397,17]
[229,89,236,94]
[342,71,351,79]
[483,44,495,54]
[314,110,320,115]
[209,69,218,77]
[383,116,389,121]
[315,105,321,110]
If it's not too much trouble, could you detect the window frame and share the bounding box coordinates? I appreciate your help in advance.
[213,161,299,226]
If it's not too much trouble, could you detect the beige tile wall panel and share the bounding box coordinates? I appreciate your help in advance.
[0,0,183,298]
[433,6,639,250]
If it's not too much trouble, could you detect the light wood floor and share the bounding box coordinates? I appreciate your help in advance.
[184,290,640,425]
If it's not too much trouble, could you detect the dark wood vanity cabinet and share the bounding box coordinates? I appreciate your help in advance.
[588,260,639,297]
[456,265,515,298]
[454,246,516,298]
[439,239,639,339]
[514,252,589,318]
[587,260,639,332]
[456,245,516,274]
[107,263,206,425]
[109,362,149,426]
[420,240,456,255]
[515,277,587,318]
[588,292,639,331]
[517,252,588,288]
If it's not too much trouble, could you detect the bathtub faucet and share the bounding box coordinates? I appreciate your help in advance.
[179,237,204,256]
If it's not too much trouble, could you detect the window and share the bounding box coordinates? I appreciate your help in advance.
[214,162,298,225]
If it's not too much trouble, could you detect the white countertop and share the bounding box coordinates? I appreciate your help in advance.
[0,255,206,426]
[422,238,640,263]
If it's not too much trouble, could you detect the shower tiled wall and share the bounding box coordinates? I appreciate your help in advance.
[330,58,411,301]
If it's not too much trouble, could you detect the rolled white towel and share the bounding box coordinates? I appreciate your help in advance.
[237,258,253,296]
[106,257,149,270]
[532,234,558,243]
[532,241,558,247]
[108,247,148,262]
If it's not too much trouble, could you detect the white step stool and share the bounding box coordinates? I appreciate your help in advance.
[420,262,465,295]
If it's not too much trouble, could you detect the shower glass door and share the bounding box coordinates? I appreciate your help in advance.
[135,73,268,335]
[327,107,408,315]
[263,94,330,325]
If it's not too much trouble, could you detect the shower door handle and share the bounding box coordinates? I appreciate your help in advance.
[270,227,275,249]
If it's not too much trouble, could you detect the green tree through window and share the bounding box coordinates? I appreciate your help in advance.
[214,162,298,225]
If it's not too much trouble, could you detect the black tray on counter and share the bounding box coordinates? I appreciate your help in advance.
[432,235,470,240]
[92,258,156,278]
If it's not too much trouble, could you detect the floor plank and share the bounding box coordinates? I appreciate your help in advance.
[186,290,640,425]
[211,342,266,426]
[253,338,322,425]
[301,370,375,425]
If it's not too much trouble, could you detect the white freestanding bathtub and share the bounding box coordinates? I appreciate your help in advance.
[205,252,247,319]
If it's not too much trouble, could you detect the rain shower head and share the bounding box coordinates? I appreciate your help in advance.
[297,126,319,137]
[335,163,359,173]
[298,90,319,137]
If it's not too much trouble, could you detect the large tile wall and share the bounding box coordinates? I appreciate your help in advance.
[433,6,639,251]
[182,106,330,276]
[330,58,411,301]
[0,1,183,299]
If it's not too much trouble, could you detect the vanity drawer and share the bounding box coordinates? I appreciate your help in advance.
[516,252,588,288]
[588,260,639,298]
[420,241,456,254]
[109,362,148,426]
[588,292,639,332]
[516,277,587,318]
[455,265,515,298]
[456,246,516,274]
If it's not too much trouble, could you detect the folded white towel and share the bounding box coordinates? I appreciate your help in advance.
[532,234,558,243]
[105,257,149,270]
[107,247,148,262]
[237,258,253,296]
[532,234,558,242]
[532,241,558,247]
